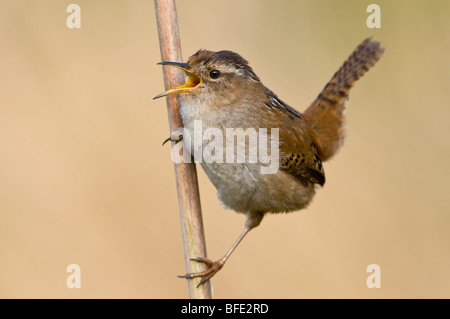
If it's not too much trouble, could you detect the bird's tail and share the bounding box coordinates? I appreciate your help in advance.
[303,38,384,161]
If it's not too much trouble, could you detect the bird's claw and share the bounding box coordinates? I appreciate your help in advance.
[162,127,184,146]
[178,257,225,287]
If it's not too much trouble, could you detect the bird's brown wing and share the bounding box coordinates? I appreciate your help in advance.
[261,89,325,186]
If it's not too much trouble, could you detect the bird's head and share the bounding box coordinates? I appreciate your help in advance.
[154,50,261,105]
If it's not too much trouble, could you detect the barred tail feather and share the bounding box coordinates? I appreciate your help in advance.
[304,38,384,161]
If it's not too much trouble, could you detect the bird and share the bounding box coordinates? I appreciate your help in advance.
[154,38,384,286]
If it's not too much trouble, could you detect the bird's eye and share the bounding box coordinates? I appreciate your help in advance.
[209,70,221,79]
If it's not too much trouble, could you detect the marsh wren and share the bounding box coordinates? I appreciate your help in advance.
[154,38,384,286]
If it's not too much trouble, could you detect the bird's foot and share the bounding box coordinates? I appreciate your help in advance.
[178,257,225,287]
[162,127,184,146]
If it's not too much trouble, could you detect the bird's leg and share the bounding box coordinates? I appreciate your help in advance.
[179,212,264,287]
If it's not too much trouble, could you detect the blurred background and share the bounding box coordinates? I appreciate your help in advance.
[1,0,449,298]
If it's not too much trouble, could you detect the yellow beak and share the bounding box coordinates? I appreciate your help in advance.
[153,62,202,100]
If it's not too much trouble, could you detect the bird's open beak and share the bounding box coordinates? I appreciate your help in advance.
[153,62,202,100]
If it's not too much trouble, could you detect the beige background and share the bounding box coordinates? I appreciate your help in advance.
[1,0,449,298]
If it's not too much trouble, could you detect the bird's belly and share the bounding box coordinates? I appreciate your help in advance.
[200,161,316,215]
